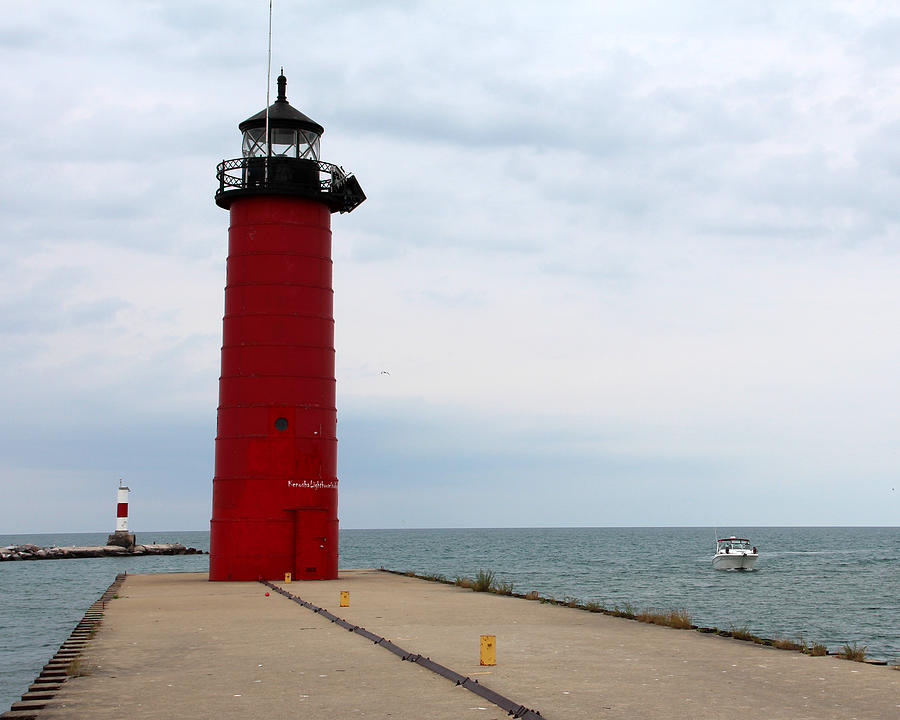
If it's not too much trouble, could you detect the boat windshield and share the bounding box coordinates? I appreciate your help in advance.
[718,538,752,550]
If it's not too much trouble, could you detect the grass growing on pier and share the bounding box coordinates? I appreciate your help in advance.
[609,603,636,619]
[775,635,806,652]
[473,570,495,592]
[636,608,693,629]
[808,643,828,656]
[665,608,694,629]
[449,570,513,594]
[839,642,867,662]
[729,625,755,641]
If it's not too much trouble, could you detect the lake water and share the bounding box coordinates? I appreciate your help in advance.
[1,526,897,711]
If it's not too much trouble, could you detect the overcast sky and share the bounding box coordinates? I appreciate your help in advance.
[1,1,898,533]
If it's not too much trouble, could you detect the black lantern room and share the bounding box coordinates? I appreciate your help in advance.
[215,73,365,213]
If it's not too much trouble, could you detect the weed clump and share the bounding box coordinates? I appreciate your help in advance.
[775,636,806,652]
[808,643,828,656]
[730,625,755,641]
[610,603,635,619]
[839,642,867,662]
[473,570,495,592]
[636,608,692,629]
[665,608,693,629]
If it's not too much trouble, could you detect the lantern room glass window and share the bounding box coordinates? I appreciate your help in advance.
[241,128,321,160]
[298,130,321,160]
[242,128,266,157]
[271,128,297,157]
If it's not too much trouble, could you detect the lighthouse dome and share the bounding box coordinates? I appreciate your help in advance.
[239,73,323,161]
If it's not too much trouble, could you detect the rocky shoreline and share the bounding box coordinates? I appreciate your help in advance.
[0,543,206,561]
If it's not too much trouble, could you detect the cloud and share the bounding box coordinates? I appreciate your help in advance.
[1,1,898,532]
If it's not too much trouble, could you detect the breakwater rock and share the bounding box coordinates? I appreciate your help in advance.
[0,543,205,561]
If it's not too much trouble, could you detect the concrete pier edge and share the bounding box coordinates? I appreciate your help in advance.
[1,573,127,719]
[383,568,895,667]
[5,569,898,719]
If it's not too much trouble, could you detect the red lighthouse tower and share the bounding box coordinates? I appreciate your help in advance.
[209,74,365,581]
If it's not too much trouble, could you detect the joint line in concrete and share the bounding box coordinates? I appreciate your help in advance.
[258,579,544,719]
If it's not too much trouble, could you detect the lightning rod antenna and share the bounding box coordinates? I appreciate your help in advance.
[265,0,273,169]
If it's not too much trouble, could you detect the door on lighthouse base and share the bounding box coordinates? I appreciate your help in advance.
[293,509,328,579]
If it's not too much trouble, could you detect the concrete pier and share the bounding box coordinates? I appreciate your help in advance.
[12,570,900,719]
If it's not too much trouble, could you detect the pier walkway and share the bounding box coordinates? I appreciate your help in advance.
[23,570,900,719]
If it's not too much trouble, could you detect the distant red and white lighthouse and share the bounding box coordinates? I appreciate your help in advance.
[209,73,365,581]
[107,480,136,549]
[116,481,129,531]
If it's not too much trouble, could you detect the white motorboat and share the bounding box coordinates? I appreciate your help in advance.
[712,536,758,570]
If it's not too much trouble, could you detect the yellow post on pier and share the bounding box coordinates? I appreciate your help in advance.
[480,635,496,666]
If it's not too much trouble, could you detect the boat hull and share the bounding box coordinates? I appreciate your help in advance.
[712,553,758,570]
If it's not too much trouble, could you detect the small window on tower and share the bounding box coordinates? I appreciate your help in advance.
[274,417,289,431]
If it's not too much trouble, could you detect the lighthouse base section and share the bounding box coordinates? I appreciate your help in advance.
[209,513,338,582]
[105,531,136,550]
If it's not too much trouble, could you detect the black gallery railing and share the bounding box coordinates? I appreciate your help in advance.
[215,156,365,213]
